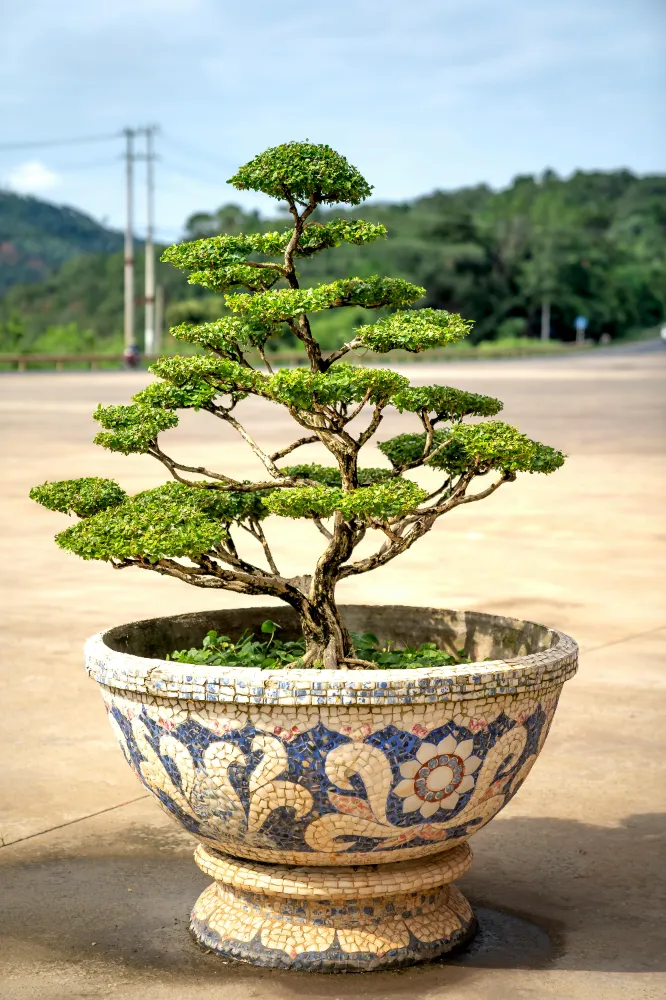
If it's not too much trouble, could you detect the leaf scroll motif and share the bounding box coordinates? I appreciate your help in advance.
[435,724,529,843]
[328,792,375,822]
[197,741,247,834]
[304,741,414,852]
[324,742,394,823]
[507,692,561,794]
[246,734,313,834]
[119,716,312,840]
[130,716,198,820]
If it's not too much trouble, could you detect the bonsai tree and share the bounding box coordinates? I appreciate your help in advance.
[30,142,564,669]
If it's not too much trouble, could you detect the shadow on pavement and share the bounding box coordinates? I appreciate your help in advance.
[0,812,663,994]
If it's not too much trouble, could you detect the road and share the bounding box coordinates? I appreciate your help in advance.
[1,345,665,999]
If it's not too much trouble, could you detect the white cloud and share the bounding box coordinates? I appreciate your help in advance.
[6,159,60,193]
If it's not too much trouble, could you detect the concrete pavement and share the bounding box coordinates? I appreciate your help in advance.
[1,346,665,999]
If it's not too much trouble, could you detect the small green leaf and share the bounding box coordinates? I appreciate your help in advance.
[29,477,127,518]
[267,365,408,411]
[356,308,473,353]
[228,276,425,324]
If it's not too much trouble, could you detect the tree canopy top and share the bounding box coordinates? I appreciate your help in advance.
[228,141,373,206]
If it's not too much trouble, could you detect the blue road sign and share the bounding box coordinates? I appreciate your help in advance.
[574,315,588,331]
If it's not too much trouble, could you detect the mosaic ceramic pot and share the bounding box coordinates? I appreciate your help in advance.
[85,604,577,972]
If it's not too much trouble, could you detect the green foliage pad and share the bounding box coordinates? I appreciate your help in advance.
[228,277,425,324]
[29,478,127,518]
[228,141,373,205]
[56,483,268,562]
[379,422,565,475]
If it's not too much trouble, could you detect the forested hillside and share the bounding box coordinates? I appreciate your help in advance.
[1,169,664,352]
[0,191,124,294]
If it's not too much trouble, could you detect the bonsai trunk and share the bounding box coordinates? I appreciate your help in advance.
[297,513,357,668]
[296,591,354,668]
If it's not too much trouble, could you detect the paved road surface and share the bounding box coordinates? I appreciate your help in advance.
[1,347,665,999]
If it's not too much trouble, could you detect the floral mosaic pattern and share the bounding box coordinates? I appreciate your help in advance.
[103,686,561,863]
[394,735,481,818]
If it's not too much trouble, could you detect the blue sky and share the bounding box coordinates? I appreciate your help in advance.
[1,0,664,241]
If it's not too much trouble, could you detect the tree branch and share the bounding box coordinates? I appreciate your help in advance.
[309,510,356,605]
[212,408,285,479]
[337,471,480,579]
[243,261,287,272]
[342,387,373,426]
[270,435,319,462]
[286,405,325,432]
[454,471,514,507]
[357,403,385,448]
[420,409,435,458]
[389,430,456,476]
[125,553,307,606]
[313,517,333,540]
[286,316,323,371]
[149,443,240,486]
[254,520,280,575]
[320,336,363,371]
[211,536,266,576]
[279,192,325,372]
[240,520,281,576]
[257,344,274,374]
[148,441,320,493]
[422,476,453,503]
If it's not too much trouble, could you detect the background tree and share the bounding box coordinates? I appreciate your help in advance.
[184,204,264,240]
[3,170,664,352]
[31,142,565,668]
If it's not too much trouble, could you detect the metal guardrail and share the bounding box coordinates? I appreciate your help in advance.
[0,352,314,371]
[0,353,158,371]
[0,343,594,371]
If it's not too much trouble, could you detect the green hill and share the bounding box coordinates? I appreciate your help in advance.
[0,190,125,294]
[1,169,664,353]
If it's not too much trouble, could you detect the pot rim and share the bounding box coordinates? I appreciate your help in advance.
[85,604,578,705]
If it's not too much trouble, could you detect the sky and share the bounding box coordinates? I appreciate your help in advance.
[1,0,664,242]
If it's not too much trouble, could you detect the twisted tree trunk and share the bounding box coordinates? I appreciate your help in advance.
[297,594,354,668]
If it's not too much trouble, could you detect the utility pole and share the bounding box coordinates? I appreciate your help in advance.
[123,128,135,350]
[540,299,551,341]
[155,283,164,353]
[142,125,158,355]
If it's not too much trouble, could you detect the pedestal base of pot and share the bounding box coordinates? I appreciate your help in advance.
[190,842,476,972]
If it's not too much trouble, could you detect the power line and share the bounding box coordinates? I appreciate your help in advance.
[161,133,237,173]
[47,157,122,171]
[161,158,229,189]
[0,131,123,152]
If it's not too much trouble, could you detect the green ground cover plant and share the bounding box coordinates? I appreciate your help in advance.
[31,141,565,669]
[168,621,473,670]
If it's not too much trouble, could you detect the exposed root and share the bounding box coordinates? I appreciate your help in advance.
[340,656,379,669]
[283,646,321,669]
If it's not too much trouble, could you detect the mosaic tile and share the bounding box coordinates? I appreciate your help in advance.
[100,680,564,865]
[189,845,475,970]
